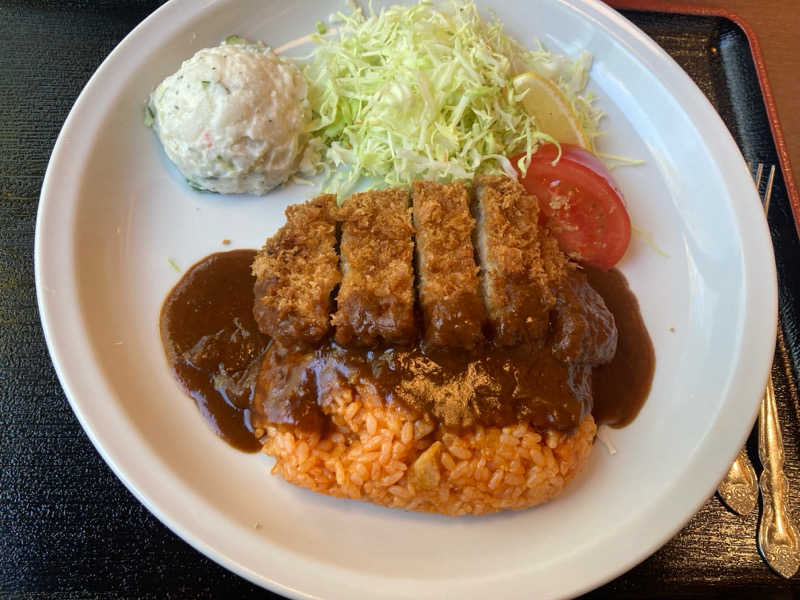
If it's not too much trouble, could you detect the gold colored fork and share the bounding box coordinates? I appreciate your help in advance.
[717,164,800,578]
[752,165,800,578]
[759,366,799,578]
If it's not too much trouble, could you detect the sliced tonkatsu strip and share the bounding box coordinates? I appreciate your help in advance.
[473,175,569,346]
[332,187,417,347]
[551,269,617,365]
[252,194,339,349]
[412,180,485,349]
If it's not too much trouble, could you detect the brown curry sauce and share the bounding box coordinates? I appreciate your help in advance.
[159,250,266,452]
[585,265,656,427]
[159,250,655,451]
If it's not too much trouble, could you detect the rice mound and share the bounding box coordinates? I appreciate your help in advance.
[259,377,596,516]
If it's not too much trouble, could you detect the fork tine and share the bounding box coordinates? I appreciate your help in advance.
[754,163,765,192]
[763,165,776,215]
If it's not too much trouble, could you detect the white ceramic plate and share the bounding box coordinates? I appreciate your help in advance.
[35,0,777,598]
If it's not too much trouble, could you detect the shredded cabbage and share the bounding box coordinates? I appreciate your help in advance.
[300,0,602,196]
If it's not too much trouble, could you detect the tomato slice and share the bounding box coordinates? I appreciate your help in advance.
[511,144,631,269]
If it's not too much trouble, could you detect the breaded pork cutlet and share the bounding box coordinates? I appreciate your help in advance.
[332,188,416,347]
[252,194,339,349]
[552,270,617,365]
[412,180,485,349]
[473,176,569,346]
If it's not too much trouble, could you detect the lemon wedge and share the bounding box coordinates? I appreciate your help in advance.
[513,71,590,149]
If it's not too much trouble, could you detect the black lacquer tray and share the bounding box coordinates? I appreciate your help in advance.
[2,2,799,597]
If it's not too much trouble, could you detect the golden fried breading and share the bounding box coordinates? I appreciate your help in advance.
[412,180,485,349]
[332,188,416,346]
[252,194,339,349]
[474,176,569,346]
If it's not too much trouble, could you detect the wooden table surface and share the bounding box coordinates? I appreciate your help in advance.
[3,1,800,599]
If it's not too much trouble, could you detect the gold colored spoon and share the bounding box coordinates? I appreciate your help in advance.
[718,448,758,516]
